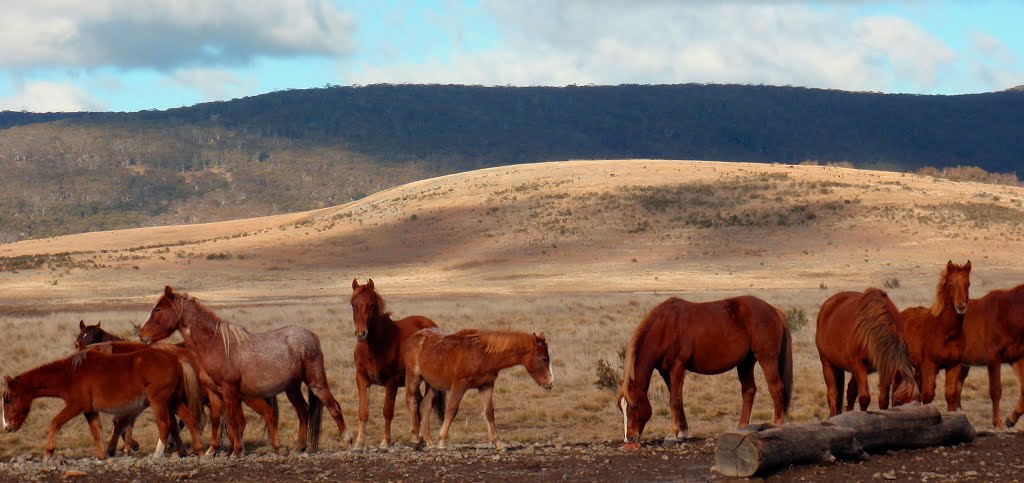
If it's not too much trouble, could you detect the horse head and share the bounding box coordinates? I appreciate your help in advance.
[2,375,29,432]
[140,286,184,344]
[74,320,104,350]
[350,278,385,341]
[616,382,652,450]
[523,332,554,390]
[944,260,971,315]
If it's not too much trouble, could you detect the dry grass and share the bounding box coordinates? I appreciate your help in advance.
[3,160,1024,459]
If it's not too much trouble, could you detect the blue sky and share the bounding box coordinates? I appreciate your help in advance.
[0,0,1020,112]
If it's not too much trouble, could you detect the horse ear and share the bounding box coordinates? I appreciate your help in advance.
[366,278,374,290]
[97,321,102,328]
[352,278,360,290]
[965,260,972,272]
[79,320,85,330]
[164,285,175,298]
[947,260,955,271]
[536,332,546,342]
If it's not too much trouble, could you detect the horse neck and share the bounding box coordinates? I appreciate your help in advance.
[179,301,224,354]
[19,362,71,399]
[103,331,124,343]
[367,312,398,344]
[931,284,965,333]
[481,346,534,373]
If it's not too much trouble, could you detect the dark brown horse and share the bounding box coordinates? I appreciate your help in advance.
[897,261,971,410]
[2,347,204,460]
[817,288,919,417]
[402,328,553,449]
[140,286,351,456]
[76,321,280,456]
[350,279,442,449]
[617,296,793,449]
[957,282,1024,428]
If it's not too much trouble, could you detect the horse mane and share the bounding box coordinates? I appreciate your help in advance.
[622,300,671,393]
[351,284,392,319]
[854,289,918,396]
[930,263,967,317]
[463,330,535,355]
[179,293,250,356]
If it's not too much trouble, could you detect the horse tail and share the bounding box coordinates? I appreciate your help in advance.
[854,289,919,402]
[778,315,794,416]
[307,387,323,452]
[179,361,206,432]
[432,387,446,422]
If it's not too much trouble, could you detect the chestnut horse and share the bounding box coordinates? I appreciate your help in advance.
[349,279,443,449]
[895,261,971,410]
[140,286,351,456]
[957,282,1024,428]
[617,296,793,449]
[2,347,204,460]
[816,288,919,417]
[76,322,280,456]
[402,328,553,449]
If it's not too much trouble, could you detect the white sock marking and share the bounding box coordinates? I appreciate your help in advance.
[620,398,628,443]
[153,439,165,458]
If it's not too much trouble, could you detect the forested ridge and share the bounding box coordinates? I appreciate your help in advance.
[1,83,1021,241]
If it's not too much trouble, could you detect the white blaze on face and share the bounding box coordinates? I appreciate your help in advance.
[2,401,7,430]
[620,397,629,443]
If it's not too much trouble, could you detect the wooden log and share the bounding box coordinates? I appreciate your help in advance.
[714,404,976,477]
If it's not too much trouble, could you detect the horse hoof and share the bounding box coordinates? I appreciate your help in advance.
[351,445,365,453]
[494,441,507,451]
[378,442,390,450]
[623,442,641,450]
[1006,417,1017,429]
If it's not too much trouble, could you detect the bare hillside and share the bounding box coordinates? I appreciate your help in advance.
[2,160,1022,309]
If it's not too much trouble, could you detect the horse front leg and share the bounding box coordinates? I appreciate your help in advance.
[736,359,757,426]
[205,390,224,456]
[219,386,245,457]
[44,405,81,462]
[665,364,688,440]
[988,361,1005,429]
[918,361,938,405]
[438,384,468,450]
[244,397,281,454]
[945,364,965,413]
[285,383,310,452]
[355,372,370,450]
[107,414,137,457]
[84,412,106,460]
[1006,360,1024,428]
[381,381,399,448]
[820,359,842,417]
[478,384,503,449]
[852,362,872,411]
[417,385,435,448]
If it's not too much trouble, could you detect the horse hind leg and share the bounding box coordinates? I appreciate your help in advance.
[755,355,786,425]
[820,359,842,417]
[303,355,352,447]
[1005,360,1024,428]
[285,384,310,452]
[108,414,137,457]
[844,377,856,412]
[736,358,758,426]
[244,397,281,454]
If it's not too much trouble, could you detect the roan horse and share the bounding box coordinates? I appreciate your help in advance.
[402,328,554,449]
[957,282,1024,428]
[140,286,351,456]
[617,296,793,449]
[896,261,971,410]
[75,322,280,456]
[349,279,443,449]
[816,288,919,417]
[2,347,204,460]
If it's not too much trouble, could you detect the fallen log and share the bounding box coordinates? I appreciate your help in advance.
[714,404,976,477]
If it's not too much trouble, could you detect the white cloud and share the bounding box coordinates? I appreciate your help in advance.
[0,1,356,71]
[345,2,970,93]
[0,80,105,112]
[167,68,257,102]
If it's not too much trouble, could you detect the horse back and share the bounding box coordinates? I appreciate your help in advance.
[815,291,872,367]
[69,349,182,410]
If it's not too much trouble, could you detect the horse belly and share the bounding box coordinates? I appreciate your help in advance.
[99,395,149,417]
[689,344,750,375]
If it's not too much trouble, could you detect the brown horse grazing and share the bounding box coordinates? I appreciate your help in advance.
[895,261,971,410]
[350,279,442,449]
[75,322,280,456]
[956,282,1024,429]
[816,288,919,417]
[139,286,351,456]
[617,296,793,449]
[402,328,553,450]
[2,347,204,460]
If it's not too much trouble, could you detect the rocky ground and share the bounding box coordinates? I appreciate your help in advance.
[2,432,1023,482]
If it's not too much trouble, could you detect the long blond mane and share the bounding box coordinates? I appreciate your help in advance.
[178,293,250,356]
[463,330,536,354]
[931,265,952,317]
[854,289,918,399]
[622,302,665,395]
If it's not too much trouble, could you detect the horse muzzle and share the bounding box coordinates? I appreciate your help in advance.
[542,381,554,390]
[955,304,967,315]
[624,436,639,450]
[354,330,368,341]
